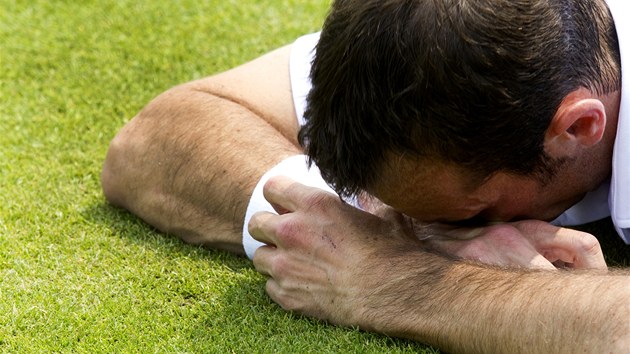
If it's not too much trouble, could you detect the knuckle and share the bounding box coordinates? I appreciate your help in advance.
[266,280,289,308]
[264,176,281,194]
[270,255,290,277]
[266,281,306,314]
[575,232,602,255]
[275,219,305,247]
[247,214,260,233]
[303,191,335,212]
[280,299,303,314]
[277,294,301,312]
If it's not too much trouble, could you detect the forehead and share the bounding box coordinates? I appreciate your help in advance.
[368,157,485,219]
[368,153,550,222]
[373,155,484,193]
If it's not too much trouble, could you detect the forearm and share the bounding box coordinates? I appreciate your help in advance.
[367,252,630,353]
[249,179,629,352]
[102,87,300,254]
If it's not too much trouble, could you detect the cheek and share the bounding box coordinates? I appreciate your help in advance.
[489,196,537,221]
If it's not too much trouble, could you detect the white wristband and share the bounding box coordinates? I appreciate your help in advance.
[242,155,336,259]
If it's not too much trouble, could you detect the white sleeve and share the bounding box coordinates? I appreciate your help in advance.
[242,155,336,259]
[289,32,321,127]
[241,33,363,259]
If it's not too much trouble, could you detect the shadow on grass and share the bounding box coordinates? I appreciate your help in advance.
[80,202,628,352]
[82,201,438,352]
[81,202,251,270]
[190,277,438,353]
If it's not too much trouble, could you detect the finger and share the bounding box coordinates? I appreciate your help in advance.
[263,175,337,213]
[523,225,607,270]
[265,278,282,305]
[264,278,301,314]
[555,231,606,270]
[269,201,291,215]
[249,210,313,251]
[252,244,277,277]
[425,226,558,270]
[248,211,283,245]
[263,175,308,213]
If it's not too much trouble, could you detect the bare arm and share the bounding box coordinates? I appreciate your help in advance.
[250,177,630,353]
[102,42,603,267]
[377,257,629,353]
[102,45,301,254]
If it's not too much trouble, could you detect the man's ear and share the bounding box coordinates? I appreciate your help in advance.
[545,90,607,157]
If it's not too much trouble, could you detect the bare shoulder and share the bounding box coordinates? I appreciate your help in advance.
[182,45,298,140]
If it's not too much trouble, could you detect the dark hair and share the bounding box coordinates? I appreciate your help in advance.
[298,0,621,198]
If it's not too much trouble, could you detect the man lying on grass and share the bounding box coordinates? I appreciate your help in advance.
[102,0,630,352]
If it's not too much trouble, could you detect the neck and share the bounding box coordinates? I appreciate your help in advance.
[541,90,620,218]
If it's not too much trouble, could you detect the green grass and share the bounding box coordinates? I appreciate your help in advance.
[0,0,439,352]
[0,0,628,352]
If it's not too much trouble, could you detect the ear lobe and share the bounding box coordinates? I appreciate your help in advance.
[545,97,607,155]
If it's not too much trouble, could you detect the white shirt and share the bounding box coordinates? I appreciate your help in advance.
[607,0,630,243]
[553,0,630,244]
[288,2,630,243]
[289,32,320,128]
